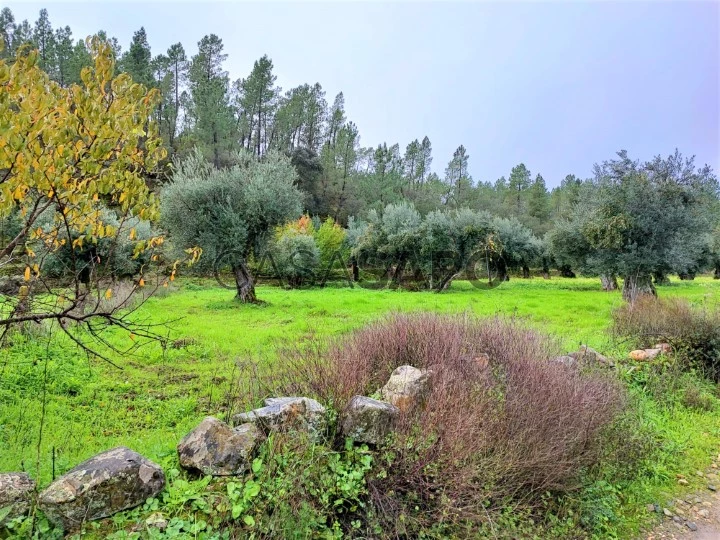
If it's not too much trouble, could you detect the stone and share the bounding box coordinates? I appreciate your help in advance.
[647,503,657,513]
[663,508,673,517]
[38,447,165,531]
[233,397,326,438]
[679,478,689,485]
[552,355,577,367]
[629,349,649,361]
[655,343,672,354]
[698,508,710,518]
[686,521,698,531]
[568,345,612,366]
[644,348,662,360]
[672,515,683,524]
[178,417,263,476]
[145,512,168,530]
[380,365,432,412]
[0,473,35,526]
[709,484,717,492]
[697,471,705,477]
[341,396,400,445]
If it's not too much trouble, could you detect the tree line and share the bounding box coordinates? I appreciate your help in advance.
[1,7,719,307]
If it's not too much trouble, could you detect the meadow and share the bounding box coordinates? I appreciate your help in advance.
[2,275,720,537]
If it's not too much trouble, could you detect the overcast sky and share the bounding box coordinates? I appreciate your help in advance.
[6,1,719,186]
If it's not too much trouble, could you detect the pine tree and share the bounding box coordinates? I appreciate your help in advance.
[417,136,433,184]
[32,9,55,75]
[120,27,153,87]
[237,55,279,156]
[188,34,236,167]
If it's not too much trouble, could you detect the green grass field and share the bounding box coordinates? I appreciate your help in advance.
[2,276,720,537]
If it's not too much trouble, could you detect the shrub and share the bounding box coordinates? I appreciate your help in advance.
[612,296,720,380]
[314,217,348,271]
[272,313,624,535]
[273,233,320,288]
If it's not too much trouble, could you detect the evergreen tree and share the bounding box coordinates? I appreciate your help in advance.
[445,145,469,185]
[188,34,236,167]
[417,136,433,184]
[32,9,55,75]
[237,55,279,156]
[120,27,153,87]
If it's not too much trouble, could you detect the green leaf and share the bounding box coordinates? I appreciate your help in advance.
[243,515,255,527]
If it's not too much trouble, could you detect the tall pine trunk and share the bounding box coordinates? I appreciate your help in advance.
[622,273,656,302]
[600,274,618,291]
[233,261,258,304]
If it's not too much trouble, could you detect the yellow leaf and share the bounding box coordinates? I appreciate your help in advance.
[105,288,112,300]
[138,278,145,287]
[24,267,31,281]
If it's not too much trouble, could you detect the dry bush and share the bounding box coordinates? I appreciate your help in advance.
[612,296,720,380]
[272,313,624,534]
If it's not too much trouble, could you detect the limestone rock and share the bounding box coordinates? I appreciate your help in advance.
[38,447,165,531]
[0,473,35,526]
[232,397,326,438]
[341,396,399,444]
[644,348,662,360]
[380,365,432,412]
[655,343,672,354]
[552,355,577,367]
[569,345,612,366]
[629,349,648,361]
[178,417,263,476]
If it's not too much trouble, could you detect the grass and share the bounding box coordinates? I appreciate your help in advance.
[1,275,720,537]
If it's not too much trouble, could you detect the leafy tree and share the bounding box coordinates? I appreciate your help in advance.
[576,150,718,299]
[494,217,542,278]
[161,150,303,303]
[0,37,173,343]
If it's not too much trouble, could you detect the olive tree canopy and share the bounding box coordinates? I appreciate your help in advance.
[161,150,303,303]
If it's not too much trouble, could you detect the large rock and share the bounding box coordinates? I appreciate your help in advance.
[232,397,326,438]
[629,349,648,361]
[38,447,164,531]
[644,348,662,360]
[178,417,263,476]
[0,473,35,526]
[341,396,399,445]
[380,365,432,412]
[568,345,613,366]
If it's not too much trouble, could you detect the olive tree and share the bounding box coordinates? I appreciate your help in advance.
[161,150,303,303]
[562,151,718,300]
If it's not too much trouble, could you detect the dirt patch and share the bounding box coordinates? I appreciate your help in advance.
[645,465,720,539]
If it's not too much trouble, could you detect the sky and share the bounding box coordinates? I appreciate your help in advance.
[5,0,719,187]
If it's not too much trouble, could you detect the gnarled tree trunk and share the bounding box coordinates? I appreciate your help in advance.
[233,261,258,303]
[541,258,550,279]
[600,274,618,291]
[622,273,656,302]
[678,271,696,281]
[522,265,530,279]
[559,265,576,278]
[715,264,720,280]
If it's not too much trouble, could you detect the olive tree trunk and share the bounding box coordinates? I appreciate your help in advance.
[622,273,656,302]
[522,265,531,279]
[600,274,618,291]
[233,261,258,304]
[715,264,720,280]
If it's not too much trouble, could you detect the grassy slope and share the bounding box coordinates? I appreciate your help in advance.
[1,276,720,535]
